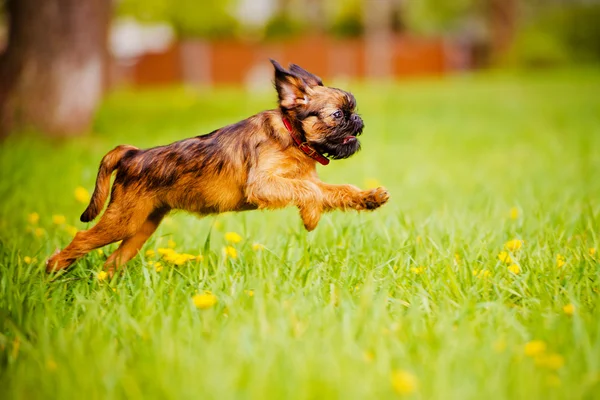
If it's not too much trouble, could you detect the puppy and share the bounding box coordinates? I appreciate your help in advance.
[46,60,389,274]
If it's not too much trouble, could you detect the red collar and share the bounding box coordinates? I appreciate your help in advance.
[282,117,330,166]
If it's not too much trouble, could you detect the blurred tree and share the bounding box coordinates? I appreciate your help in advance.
[0,0,110,137]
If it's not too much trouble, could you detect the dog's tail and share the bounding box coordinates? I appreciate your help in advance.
[80,145,138,223]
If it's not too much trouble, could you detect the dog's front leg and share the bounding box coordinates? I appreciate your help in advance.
[246,176,324,231]
[316,182,390,212]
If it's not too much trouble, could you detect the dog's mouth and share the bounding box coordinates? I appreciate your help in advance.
[342,136,357,145]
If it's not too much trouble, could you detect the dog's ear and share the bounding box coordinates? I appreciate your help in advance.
[289,64,323,87]
[271,59,311,110]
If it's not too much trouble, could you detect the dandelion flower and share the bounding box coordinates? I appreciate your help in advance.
[498,251,512,264]
[145,249,155,258]
[509,207,519,220]
[410,266,426,275]
[224,231,242,243]
[195,255,204,262]
[46,359,58,372]
[157,248,176,257]
[192,292,217,309]
[507,264,520,274]
[97,249,104,255]
[23,256,32,264]
[524,340,547,357]
[391,370,418,395]
[252,242,265,251]
[473,269,491,278]
[74,186,90,204]
[52,215,66,225]
[556,254,566,268]
[493,338,506,353]
[167,239,176,248]
[562,303,575,316]
[64,225,78,236]
[34,228,45,237]
[27,212,39,225]
[535,353,564,370]
[97,271,108,282]
[244,290,254,297]
[504,239,524,251]
[223,246,237,259]
[589,248,596,257]
[154,262,163,272]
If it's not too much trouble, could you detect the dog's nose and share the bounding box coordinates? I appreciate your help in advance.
[351,114,361,123]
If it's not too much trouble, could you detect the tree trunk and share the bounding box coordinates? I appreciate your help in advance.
[0,0,110,137]
[488,0,517,62]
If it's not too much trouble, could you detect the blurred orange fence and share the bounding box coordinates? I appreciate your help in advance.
[109,34,470,88]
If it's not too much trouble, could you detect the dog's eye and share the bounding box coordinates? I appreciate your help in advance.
[332,111,343,119]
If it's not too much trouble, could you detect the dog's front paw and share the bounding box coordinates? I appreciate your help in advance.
[360,187,389,210]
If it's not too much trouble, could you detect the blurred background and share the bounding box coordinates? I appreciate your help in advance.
[0,0,599,137]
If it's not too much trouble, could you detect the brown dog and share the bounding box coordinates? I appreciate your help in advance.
[46,60,389,274]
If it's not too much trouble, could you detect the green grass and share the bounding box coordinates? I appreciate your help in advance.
[1,68,600,399]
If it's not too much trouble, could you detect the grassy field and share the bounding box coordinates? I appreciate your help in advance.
[1,69,599,399]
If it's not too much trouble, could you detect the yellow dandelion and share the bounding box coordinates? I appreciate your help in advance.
[223,246,237,260]
[46,359,58,372]
[524,340,547,357]
[97,249,104,255]
[52,215,66,225]
[145,249,155,258]
[195,255,204,262]
[171,253,196,265]
[64,225,78,236]
[74,186,90,204]
[589,248,596,257]
[27,212,39,225]
[157,248,176,257]
[562,303,575,316]
[535,353,564,370]
[252,242,265,251]
[224,231,242,243]
[498,251,512,264]
[509,207,519,220]
[493,338,507,353]
[192,292,217,309]
[556,254,566,268]
[473,269,491,278]
[507,264,521,274]
[97,271,109,282]
[410,266,426,275]
[364,178,381,189]
[23,256,32,264]
[244,290,254,297]
[34,227,45,237]
[154,262,163,272]
[504,239,524,251]
[391,370,418,395]
[167,239,176,248]
[363,350,375,363]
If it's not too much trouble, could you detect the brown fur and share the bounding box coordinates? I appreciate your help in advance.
[46,61,389,274]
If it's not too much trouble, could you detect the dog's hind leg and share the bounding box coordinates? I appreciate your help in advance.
[46,194,156,273]
[103,207,169,275]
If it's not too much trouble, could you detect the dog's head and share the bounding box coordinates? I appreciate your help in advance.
[271,60,363,160]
